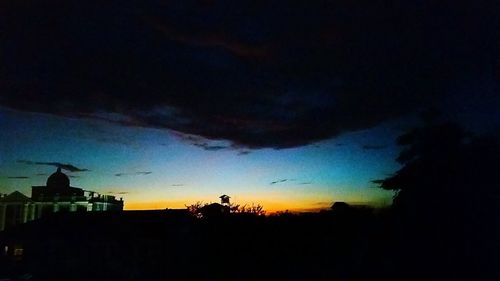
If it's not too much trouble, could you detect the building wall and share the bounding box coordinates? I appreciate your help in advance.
[1,200,123,231]
[0,203,35,231]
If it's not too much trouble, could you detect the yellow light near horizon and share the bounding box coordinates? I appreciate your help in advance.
[123,186,392,212]
[126,199,336,213]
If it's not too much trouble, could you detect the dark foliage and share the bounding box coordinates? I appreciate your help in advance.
[1,209,391,281]
[377,118,500,280]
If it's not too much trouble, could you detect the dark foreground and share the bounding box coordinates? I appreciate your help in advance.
[1,208,498,281]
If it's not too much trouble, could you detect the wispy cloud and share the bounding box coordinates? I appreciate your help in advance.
[106,191,130,195]
[314,202,333,207]
[115,171,152,177]
[6,176,29,179]
[193,143,228,151]
[17,160,90,172]
[171,184,185,187]
[172,132,231,151]
[269,178,304,185]
[270,179,288,185]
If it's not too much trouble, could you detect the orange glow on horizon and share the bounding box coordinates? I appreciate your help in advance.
[124,197,388,213]
[124,198,331,212]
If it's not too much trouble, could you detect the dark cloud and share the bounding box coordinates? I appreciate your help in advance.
[1,0,497,148]
[237,150,251,156]
[361,144,388,150]
[35,173,48,176]
[115,171,152,177]
[299,182,312,185]
[6,176,30,179]
[370,179,389,188]
[17,160,90,172]
[144,15,269,59]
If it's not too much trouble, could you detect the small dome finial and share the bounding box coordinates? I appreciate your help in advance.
[57,167,62,173]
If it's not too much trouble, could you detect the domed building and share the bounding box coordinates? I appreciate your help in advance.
[31,168,86,203]
[47,167,71,188]
[0,168,123,231]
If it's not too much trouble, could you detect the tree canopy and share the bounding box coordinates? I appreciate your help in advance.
[377,118,500,218]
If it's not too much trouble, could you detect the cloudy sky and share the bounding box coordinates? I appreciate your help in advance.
[0,0,498,211]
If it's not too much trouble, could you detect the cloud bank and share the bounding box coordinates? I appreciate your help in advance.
[1,0,497,148]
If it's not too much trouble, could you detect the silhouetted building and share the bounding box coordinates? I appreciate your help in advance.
[219,194,230,205]
[198,195,232,218]
[0,168,123,231]
[0,191,33,231]
[330,202,351,215]
[200,203,230,218]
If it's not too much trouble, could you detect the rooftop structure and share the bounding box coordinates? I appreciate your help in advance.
[0,168,123,231]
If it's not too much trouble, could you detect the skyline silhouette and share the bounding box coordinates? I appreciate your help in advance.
[1,0,499,212]
[1,0,499,280]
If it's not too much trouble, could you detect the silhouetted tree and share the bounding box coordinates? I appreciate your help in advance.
[228,202,241,213]
[185,201,206,218]
[186,201,266,217]
[238,203,266,216]
[378,119,500,219]
[376,114,500,279]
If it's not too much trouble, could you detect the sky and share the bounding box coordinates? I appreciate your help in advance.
[0,0,498,211]
[0,106,402,211]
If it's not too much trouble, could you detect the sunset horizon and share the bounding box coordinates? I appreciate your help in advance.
[1,1,498,280]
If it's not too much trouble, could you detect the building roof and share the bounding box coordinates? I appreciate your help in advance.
[46,168,70,188]
[0,191,32,203]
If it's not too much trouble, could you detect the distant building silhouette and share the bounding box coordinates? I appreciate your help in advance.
[197,195,232,218]
[200,203,230,217]
[219,194,230,206]
[331,201,350,211]
[0,168,123,231]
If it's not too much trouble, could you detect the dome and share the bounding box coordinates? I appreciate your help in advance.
[46,168,70,188]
